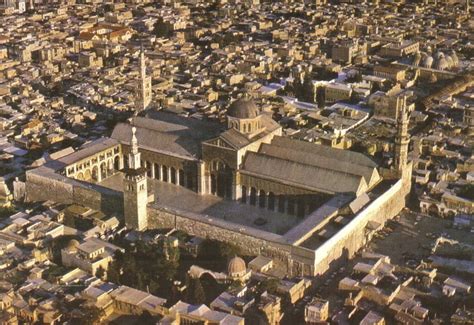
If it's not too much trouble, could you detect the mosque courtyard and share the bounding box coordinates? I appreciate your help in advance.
[99,173,307,235]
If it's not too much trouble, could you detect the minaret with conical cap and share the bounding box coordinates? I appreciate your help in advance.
[135,45,152,113]
[394,98,410,178]
[123,126,148,230]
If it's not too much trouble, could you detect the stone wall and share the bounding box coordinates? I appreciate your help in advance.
[26,168,123,216]
[73,185,123,216]
[312,169,412,275]
[148,205,317,275]
[148,168,411,277]
[25,169,74,204]
[148,205,291,258]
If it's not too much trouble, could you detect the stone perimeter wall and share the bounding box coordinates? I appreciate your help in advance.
[149,169,411,277]
[147,205,317,275]
[26,169,124,216]
[312,168,412,275]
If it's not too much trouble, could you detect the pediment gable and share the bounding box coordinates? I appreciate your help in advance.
[204,137,236,150]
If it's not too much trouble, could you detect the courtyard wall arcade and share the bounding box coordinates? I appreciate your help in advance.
[63,142,122,183]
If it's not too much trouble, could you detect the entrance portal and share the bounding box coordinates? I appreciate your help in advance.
[209,160,233,199]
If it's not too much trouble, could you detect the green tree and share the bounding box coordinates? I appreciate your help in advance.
[137,310,155,325]
[95,266,105,280]
[197,239,241,271]
[105,240,180,297]
[73,305,104,325]
[256,278,279,296]
[458,184,474,201]
[48,235,81,264]
[190,278,206,305]
[154,19,171,38]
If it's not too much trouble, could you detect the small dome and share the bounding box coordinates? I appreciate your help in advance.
[227,256,246,276]
[422,56,433,68]
[413,52,422,66]
[67,239,80,252]
[445,55,454,69]
[228,99,260,119]
[434,57,448,71]
[434,51,445,60]
[450,51,459,67]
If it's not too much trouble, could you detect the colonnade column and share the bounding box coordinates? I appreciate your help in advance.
[157,164,162,180]
[197,162,206,195]
[150,162,155,179]
[97,167,102,183]
[175,169,180,185]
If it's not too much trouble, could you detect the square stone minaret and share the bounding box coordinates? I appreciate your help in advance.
[123,126,148,231]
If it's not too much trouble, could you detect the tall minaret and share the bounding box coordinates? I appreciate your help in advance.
[123,126,148,231]
[135,45,152,113]
[467,0,470,14]
[394,98,410,177]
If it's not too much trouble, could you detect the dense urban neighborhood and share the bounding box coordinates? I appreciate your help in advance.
[0,0,473,324]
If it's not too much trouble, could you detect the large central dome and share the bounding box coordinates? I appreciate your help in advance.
[227,99,260,119]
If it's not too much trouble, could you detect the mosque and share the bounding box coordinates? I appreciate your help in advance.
[111,96,382,230]
[25,51,412,276]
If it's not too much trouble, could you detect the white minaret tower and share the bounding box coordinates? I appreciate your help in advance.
[394,98,410,178]
[135,45,152,113]
[123,126,148,231]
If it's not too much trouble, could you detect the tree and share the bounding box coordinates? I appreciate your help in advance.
[95,266,105,280]
[256,278,279,296]
[316,87,325,108]
[154,19,171,38]
[346,73,363,83]
[137,310,155,325]
[197,239,241,271]
[73,305,104,325]
[458,184,474,201]
[106,261,120,284]
[49,235,81,264]
[105,240,180,297]
[188,278,206,305]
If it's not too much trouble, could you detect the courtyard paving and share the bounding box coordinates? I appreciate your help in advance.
[99,173,302,235]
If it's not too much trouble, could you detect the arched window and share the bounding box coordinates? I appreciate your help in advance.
[250,187,257,206]
[243,124,247,133]
[170,167,177,184]
[259,190,266,208]
[146,161,152,177]
[288,198,296,215]
[268,192,275,210]
[278,195,285,213]
[241,186,247,203]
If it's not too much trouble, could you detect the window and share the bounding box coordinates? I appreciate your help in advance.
[241,186,247,203]
[259,190,266,208]
[250,187,257,205]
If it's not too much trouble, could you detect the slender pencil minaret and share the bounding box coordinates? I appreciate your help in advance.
[394,98,410,178]
[135,44,152,113]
